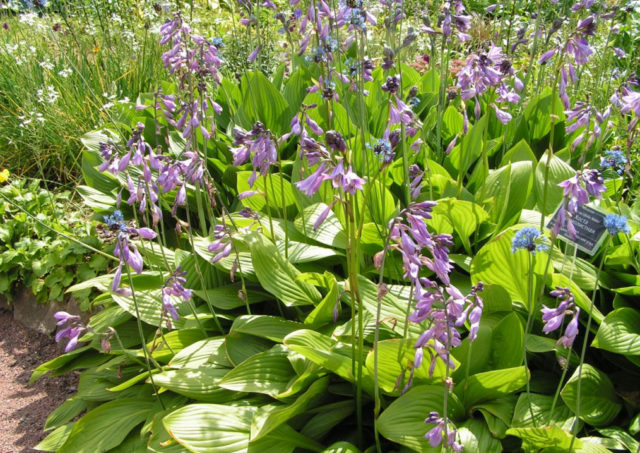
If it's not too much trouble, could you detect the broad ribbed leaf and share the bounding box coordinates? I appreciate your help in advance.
[321,442,361,453]
[147,329,206,362]
[456,366,528,408]
[483,161,533,230]
[377,385,464,452]
[225,333,273,366]
[58,399,154,453]
[112,290,163,326]
[561,364,622,426]
[44,397,87,431]
[301,401,354,442]
[34,423,75,452]
[458,419,502,453]
[195,285,270,310]
[471,227,545,308]
[219,345,295,396]
[428,198,489,254]
[512,393,575,431]
[277,240,340,263]
[238,71,290,135]
[490,312,524,369]
[592,307,640,355]
[237,171,297,217]
[153,367,235,402]
[506,426,580,452]
[163,404,319,453]
[294,203,347,249]
[169,337,232,369]
[250,377,328,440]
[231,315,303,342]
[246,233,321,306]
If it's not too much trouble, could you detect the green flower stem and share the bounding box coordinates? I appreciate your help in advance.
[568,239,609,451]
[523,252,537,427]
[125,266,165,410]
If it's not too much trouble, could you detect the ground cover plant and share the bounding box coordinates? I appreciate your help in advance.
[12,0,640,451]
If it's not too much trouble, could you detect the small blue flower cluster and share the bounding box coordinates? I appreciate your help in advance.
[103,210,128,232]
[511,227,549,254]
[601,149,628,175]
[604,214,630,235]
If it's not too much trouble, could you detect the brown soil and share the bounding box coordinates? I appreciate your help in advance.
[0,310,78,453]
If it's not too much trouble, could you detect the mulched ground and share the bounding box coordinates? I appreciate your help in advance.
[0,310,78,453]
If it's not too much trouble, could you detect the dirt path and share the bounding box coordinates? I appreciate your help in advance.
[0,310,78,453]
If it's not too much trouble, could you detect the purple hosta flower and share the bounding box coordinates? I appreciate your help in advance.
[381,75,401,95]
[542,287,580,348]
[424,0,470,43]
[571,0,595,12]
[511,227,549,254]
[604,214,631,236]
[554,169,605,239]
[493,104,512,124]
[231,122,278,187]
[330,161,365,195]
[324,130,346,153]
[208,224,233,264]
[160,15,222,83]
[601,149,628,175]
[296,162,331,196]
[620,87,640,117]
[409,165,423,200]
[54,312,87,352]
[161,267,193,324]
[389,96,416,126]
[424,412,463,452]
[565,101,609,151]
[456,44,506,117]
[538,48,557,65]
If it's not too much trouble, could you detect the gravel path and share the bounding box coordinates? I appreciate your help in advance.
[0,310,78,453]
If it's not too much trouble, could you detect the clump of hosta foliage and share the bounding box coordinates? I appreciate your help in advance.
[30,0,640,452]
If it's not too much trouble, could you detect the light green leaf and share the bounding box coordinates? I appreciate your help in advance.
[34,423,75,452]
[231,315,303,342]
[471,227,546,308]
[251,377,328,440]
[456,366,528,408]
[506,425,580,452]
[195,285,270,310]
[44,397,87,432]
[153,367,236,402]
[377,385,464,452]
[219,345,295,396]
[490,312,524,369]
[483,161,533,230]
[294,203,347,249]
[428,198,489,254]
[112,290,163,326]
[459,418,502,453]
[237,171,297,217]
[561,364,622,426]
[511,393,575,432]
[592,307,640,355]
[246,233,322,306]
[58,399,154,453]
[169,337,232,369]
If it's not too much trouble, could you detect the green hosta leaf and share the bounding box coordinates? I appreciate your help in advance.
[592,307,640,355]
[511,393,575,432]
[76,184,116,211]
[597,427,640,452]
[34,423,75,452]
[471,227,546,308]
[458,418,502,453]
[163,404,320,453]
[366,339,453,393]
[153,367,236,402]
[246,232,321,306]
[112,290,163,326]
[169,337,231,369]
[301,401,354,441]
[251,376,328,440]
[377,385,464,452]
[428,198,489,254]
[277,240,340,263]
[441,104,464,143]
[237,71,290,135]
[490,312,524,369]
[44,397,87,431]
[304,272,339,327]
[237,171,297,217]
[30,346,91,384]
[147,329,206,362]
[506,425,580,452]
[561,364,622,426]
[57,399,154,453]
[231,315,303,342]
[219,345,295,396]
[195,285,270,310]
[483,161,534,231]
[294,203,347,249]
[446,114,487,177]
[321,442,361,453]
[535,151,576,216]
[284,329,373,392]
[456,366,528,409]
[474,396,516,438]
[501,139,537,166]
[225,333,273,366]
